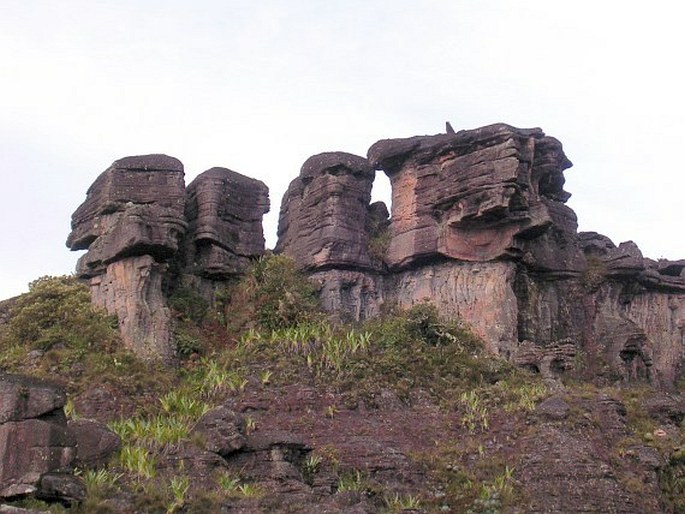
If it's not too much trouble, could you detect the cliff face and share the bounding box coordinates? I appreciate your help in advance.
[277,123,685,388]
[66,157,269,361]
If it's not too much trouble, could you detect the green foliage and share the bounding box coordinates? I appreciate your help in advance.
[226,254,320,331]
[116,445,157,480]
[109,415,191,449]
[660,450,685,513]
[460,391,490,433]
[2,275,118,353]
[336,470,369,493]
[159,390,211,419]
[166,475,190,513]
[385,493,421,512]
[582,254,607,291]
[168,285,209,325]
[80,468,123,499]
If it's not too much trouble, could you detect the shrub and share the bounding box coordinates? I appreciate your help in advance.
[224,254,320,331]
[2,275,118,353]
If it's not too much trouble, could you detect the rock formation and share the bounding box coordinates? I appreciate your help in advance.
[67,157,269,361]
[182,168,269,300]
[277,123,685,389]
[0,374,84,503]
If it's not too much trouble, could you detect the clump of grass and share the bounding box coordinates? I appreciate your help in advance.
[166,476,190,513]
[336,470,369,493]
[186,358,248,399]
[109,416,191,448]
[385,493,421,511]
[460,391,490,433]
[159,390,211,419]
[116,445,156,480]
[216,472,263,499]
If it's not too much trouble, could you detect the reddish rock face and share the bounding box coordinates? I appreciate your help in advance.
[184,168,269,278]
[276,152,381,271]
[368,124,573,269]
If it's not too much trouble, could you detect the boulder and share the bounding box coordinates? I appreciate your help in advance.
[67,154,186,277]
[0,374,66,424]
[191,407,245,457]
[0,374,76,500]
[367,123,574,269]
[68,419,121,469]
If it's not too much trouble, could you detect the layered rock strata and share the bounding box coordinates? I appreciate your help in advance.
[67,157,269,361]
[277,123,685,388]
[276,152,379,271]
[0,374,83,503]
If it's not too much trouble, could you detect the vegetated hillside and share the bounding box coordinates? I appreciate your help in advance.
[1,257,684,513]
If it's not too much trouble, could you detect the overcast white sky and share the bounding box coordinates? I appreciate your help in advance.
[1,0,683,300]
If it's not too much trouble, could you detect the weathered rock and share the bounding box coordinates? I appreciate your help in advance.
[66,155,186,362]
[88,255,174,362]
[67,156,271,362]
[67,154,186,276]
[276,123,685,388]
[368,124,573,268]
[276,152,378,271]
[36,473,85,505]
[536,396,570,420]
[0,374,66,424]
[68,419,121,469]
[0,375,76,499]
[191,407,246,457]
[184,168,269,278]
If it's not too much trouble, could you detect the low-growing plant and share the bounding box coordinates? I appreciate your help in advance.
[159,390,210,419]
[116,445,156,480]
[109,416,191,448]
[336,470,369,493]
[237,483,263,498]
[1,275,118,356]
[460,391,490,433]
[166,476,190,513]
[80,468,123,498]
[218,472,241,494]
[385,493,421,511]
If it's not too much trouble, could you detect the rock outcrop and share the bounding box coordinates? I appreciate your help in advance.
[277,123,685,388]
[184,168,269,279]
[67,157,269,362]
[0,374,83,503]
[276,152,379,271]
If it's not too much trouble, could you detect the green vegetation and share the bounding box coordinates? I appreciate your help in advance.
[5,258,680,512]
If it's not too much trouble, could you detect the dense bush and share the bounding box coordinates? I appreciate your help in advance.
[222,254,320,332]
[2,275,118,353]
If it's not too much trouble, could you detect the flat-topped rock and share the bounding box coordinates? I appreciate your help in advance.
[67,154,186,277]
[368,123,574,268]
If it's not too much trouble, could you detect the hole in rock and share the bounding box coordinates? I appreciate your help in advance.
[549,358,566,375]
[371,171,392,215]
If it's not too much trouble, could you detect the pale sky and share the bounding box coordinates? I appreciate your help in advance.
[1,0,683,300]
